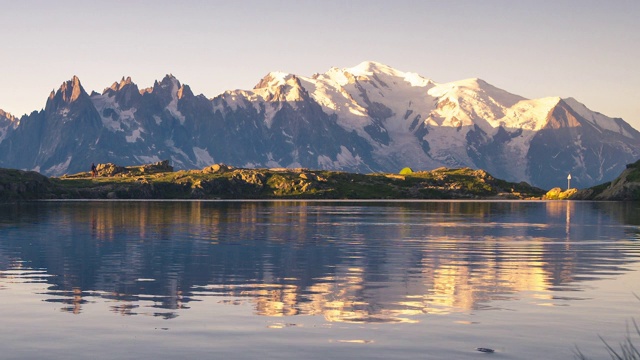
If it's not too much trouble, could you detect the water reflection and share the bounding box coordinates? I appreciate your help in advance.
[0,200,639,323]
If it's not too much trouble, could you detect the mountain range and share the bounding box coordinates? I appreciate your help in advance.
[1,61,638,189]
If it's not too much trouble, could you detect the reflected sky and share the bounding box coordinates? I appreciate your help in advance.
[0,200,639,324]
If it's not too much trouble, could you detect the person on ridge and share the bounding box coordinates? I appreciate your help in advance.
[91,163,97,178]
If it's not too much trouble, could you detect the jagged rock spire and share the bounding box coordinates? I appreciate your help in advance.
[45,76,90,113]
[60,76,83,103]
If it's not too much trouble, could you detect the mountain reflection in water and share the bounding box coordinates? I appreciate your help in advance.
[0,200,639,323]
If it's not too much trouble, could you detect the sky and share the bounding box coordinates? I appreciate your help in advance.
[1,0,639,128]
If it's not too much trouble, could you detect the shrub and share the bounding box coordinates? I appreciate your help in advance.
[575,294,640,360]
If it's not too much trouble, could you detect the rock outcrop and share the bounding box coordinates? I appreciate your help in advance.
[0,169,56,200]
[96,163,126,177]
[543,187,578,200]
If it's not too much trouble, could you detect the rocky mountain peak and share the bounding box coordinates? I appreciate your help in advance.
[0,109,17,123]
[100,76,142,110]
[543,99,584,129]
[148,74,182,105]
[251,72,310,103]
[155,74,180,89]
[45,76,90,112]
[253,71,292,90]
[341,61,435,89]
[348,61,400,77]
[60,76,84,103]
[107,76,135,93]
[177,84,194,100]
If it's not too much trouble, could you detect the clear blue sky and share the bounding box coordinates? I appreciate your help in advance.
[2,0,639,128]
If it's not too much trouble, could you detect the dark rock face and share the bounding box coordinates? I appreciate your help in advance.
[465,125,524,184]
[103,77,142,110]
[0,77,103,175]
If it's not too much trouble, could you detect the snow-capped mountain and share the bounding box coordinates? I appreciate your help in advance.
[0,61,638,189]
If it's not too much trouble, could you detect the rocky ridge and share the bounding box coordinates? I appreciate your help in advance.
[572,159,640,200]
[0,161,545,201]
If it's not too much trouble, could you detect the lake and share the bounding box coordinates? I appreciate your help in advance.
[0,200,639,359]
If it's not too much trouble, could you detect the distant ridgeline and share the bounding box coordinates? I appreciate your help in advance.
[0,161,545,201]
[1,61,639,190]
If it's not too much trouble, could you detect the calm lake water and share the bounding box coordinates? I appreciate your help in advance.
[0,200,639,359]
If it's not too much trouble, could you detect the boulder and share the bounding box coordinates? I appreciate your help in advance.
[139,160,173,174]
[202,163,233,174]
[96,163,126,177]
